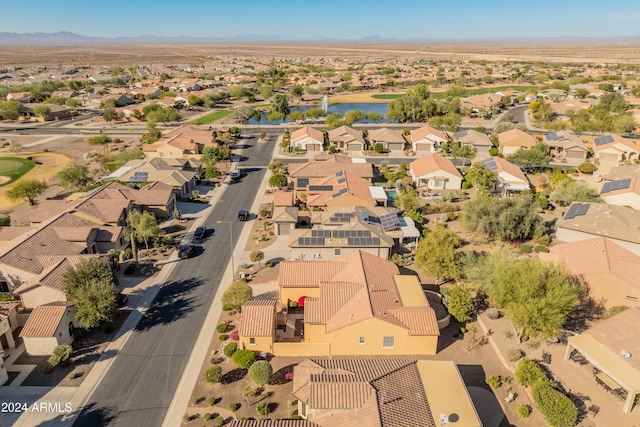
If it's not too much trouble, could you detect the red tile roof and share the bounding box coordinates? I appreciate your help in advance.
[410,154,462,180]
[19,302,74,338]
[239,299,277,337]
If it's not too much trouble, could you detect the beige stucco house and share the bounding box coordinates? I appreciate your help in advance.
[20,302,78,356]
[410,154,463,190]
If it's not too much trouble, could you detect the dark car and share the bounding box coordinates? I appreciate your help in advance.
[194,226,206,240]
[178,244,195,258]
[237,210,249,221]
[117,293,128,306]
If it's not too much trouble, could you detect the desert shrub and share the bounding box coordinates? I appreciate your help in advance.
[210,357,223,364]
[249,360,273,386]
[517,404,532,418]
[0,214,10,226]
[0,294,15,301]
[461,181,471,190]
[439,213,449,223]
[219,334,229,341]
[538,196,549,209]
[207,396,216,406]
[577,162,596,174]
[232,349,255,369]
[214,416,224,427]
[606,305,628,319]
[485,308,501,319]
[515,358,547,387]
[216,323,228,333]
[256,402,269,416]
[290,414,303,420]
[289,301,298,308]
[507,349,525,362]
[203,413,212,420]
[532,381,578,427]
[224,342,238,358]
[534,245,549,253]
[485,375,502,389]
[229,330,239,340]
[228,403,239,411]
[205,366,223,384]
[518,244,533,254]
[489,147,499,156]
[48,344,72,367]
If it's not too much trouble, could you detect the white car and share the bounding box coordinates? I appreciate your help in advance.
[230,169,241,179]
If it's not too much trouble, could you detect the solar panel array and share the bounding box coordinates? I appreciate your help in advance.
[379,212,400,232]
[332,188,348,198]
[333,230,371,238]
[479,157,498,171]
[337,178,345,184]
[309,185,333,191]
[298,237,324,246]
[297,178,309,187]
[594,135,614,146]
[130,172,149,182]
[601,178,632,194]
[330,217,350,223]
[546,132,561,141]
[347,237,381,246]
[311,230,332,238]
[454,130,468,139]
[335,212,355,218]
[564,203,590,220]
[335,171,343,177]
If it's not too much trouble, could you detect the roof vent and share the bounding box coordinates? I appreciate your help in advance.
[621,350,632,358]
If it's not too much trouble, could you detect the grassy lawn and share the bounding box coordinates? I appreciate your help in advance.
[373,85,538,100]
[0,157,36,187]
[371,93,406,100]
[189,110,234,125]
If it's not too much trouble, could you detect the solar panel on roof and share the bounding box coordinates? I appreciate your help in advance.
[594,135,615,146]
[601,182,613,194]
[379,212,400,232]
[298,237,324,246]
[330,217,350,223]
[335,171,343,177]
[311,230,331,238]
[564,203,581,220]
[483,159,498,171]
[576,204,590,217]
[335,212,355,218]
[546,132,560,141]
[297,178,309,187]
[309,185,333,191]
[454,130,467,139]
[337,178,345,184]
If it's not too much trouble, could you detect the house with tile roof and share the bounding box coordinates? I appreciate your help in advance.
[543,131,589,165]
[142,125,217,159]
[453,129,493,157]
[556,202,640,256]
[542,238,640,308]
[410,125,448,153]
[497,128,537,155]
[367,128,406,152]
[600,177,640,210]
[593,134,640,167]
[473,156,530,194]
[20,301,77,356]
[279,358,481,427]
[239,250,440,357]
[273,206,299,236]
[294,170,387,208]
[290,126,326,152]
[409,154,463,190]
[102,158,198,197]
[0,301,20,355]
[327,126,366,152]
[288,154,374,181]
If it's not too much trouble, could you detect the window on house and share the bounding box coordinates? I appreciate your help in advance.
[300,402,307,418]
[383,336,395,348]
[335,248,341,256]
[159,152,164,157]
[432,179,444,188]
[359,336,365,345]
[0,281,9,293]
[249,337,256,345]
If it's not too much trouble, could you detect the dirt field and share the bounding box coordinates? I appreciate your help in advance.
[2,41,640,67]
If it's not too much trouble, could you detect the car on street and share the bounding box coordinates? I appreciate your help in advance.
[178,244,195,258]
[237,210,249,221]
[230,169,242,179]
[194,226,206,240]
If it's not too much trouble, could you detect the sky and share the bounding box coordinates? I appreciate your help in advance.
[3,0,640,40]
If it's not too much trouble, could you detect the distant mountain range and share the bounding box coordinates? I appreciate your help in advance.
[0,31,639,45]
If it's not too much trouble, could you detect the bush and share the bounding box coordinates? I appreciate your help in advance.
[485,375,502,389]
[489,147,499,156]
[577,162,596,174]
[518,244,533,254]
[517,404,532,418]
[485,308,501,319]
[249,360,273,386]
[538,196,549,209]
[289,301,298,308]
[461,181,471,190]
[374,142,384,153]
[219,334,229,341]
[256,402,269,416]
[228,403,239,411]
[515,358,547,387]
[207,396,216,406]
[532,381,578,427]
[232,349,255,369]
[229,330,239,340]
[0,214,10,226]
[224,342,238,358]
[534,245,549,253]
[205,366,223,384]
[48,344,73,367]
[507,349,525,362]
[217,323,228,335]
[203,413,212,421]
[214,416,224,427]
[211,357,223,364]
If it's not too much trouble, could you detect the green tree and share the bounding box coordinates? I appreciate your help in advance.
[7,179,46,206]
[259,84,274,99]
[268,160,287,175]
[48,344,73,367]
[290,84,304,98]
[344,109,365,124]
[126,209,161,254]
[102,107,116,123]
[63,257,118,328]
[142,103,162,116]
[271,94,290,118]
[147,107,181,124]
[269,173,288,188]
[442,283,474,322]
[415,228,463,284]
[325,112,347,128]
[304,107,326,119]
[187,94,203,107]
[248,360,273,386]
[87,131,112,150]
[463,163,497,193]
[532,380,578,427]
[221,281,253,311]
[0,100,23,120]
[394,187,419,212]
[451,144,477,167]
[56,164,91,190]
[287,110,305,122]
[506,143,551,168]
[488,258,580,341]
[250,250,265,269]
[549,179,601,207]
[374,143,384,153]
[461,194,545,242]
[141,121,161,144]
[365,111,384,122]
[33,105,51,119]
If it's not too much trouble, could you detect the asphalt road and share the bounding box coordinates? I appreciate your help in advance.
[73,136,273,426]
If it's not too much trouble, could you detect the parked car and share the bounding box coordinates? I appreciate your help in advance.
[230,169,242,179]
[178,244,195,258]
[237,210,249,221]
[117,293,128,306]
[194,226,206,240]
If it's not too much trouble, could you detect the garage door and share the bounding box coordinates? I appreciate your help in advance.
[599,153,619,164]
[416,143,431,151]
[278,223,290,236]
[566,150,585,161]
[347,143,361,152]
[306,143,320,152]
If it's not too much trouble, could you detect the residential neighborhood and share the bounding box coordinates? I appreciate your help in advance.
[1,11,640,427]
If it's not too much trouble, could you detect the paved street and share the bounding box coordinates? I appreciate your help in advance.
[73,136,274,426]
